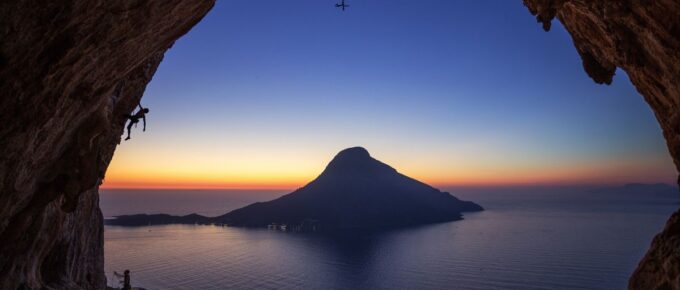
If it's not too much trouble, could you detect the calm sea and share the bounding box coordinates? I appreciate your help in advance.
[101,187,678,290]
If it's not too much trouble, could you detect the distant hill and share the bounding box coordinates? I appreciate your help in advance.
[106,147,483,229]
[106,213,211,227]
[215,147,483,228]
[590,183,679,198]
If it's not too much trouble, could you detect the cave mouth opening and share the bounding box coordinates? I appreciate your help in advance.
[1,1,678,289]
[100,1,677,289]
[104,0,675,193]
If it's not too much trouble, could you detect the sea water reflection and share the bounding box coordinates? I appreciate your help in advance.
[104,188,678,289]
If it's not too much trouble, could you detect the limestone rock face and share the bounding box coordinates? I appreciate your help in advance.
[0,1,214,289]
[523,1,680,289]
[631,210,680,290]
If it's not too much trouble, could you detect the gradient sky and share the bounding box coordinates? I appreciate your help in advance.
[103,0,676,189]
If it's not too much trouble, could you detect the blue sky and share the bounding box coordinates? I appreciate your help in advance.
[105,0,675,188]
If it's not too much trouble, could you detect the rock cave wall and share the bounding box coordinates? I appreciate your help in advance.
[523,1,680,289]
[0,1,214,289]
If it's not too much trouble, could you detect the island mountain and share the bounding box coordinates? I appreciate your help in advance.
[107,147,483,229]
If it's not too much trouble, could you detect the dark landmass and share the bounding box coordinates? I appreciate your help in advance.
[105,213,211,227]
[106,180,680,228]
[106,147,483,229]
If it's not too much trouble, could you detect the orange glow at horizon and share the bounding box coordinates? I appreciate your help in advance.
[102,144,676,190]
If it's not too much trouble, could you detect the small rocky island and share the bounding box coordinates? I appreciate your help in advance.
[107,147,483,229]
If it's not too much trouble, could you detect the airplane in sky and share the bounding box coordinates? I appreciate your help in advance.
[335,0,349,11]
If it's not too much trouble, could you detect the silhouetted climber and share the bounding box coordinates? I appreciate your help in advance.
[123,104,149,141]
[123,270,131,290]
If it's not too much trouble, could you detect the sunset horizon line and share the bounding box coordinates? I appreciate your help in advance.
[100,180,677,191]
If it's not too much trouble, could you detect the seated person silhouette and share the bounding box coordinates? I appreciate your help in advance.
[123,104,149,141]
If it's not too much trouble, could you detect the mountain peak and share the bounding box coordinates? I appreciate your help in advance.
[323,147,393,175]
[335,146,371,159]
